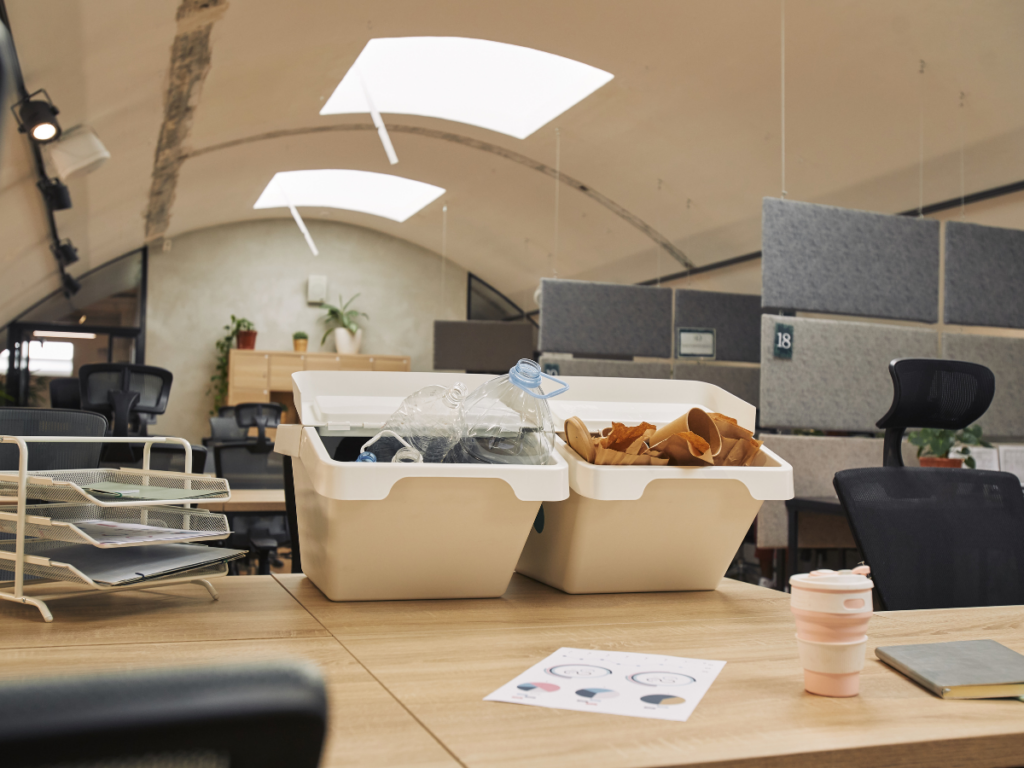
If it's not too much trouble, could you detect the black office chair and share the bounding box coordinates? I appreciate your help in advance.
[47,377,80,410]
[0,662,328,768]
[212,403,288,575]
[834,358,1024,610]
[79,363,173,438]
[0,408,108,472]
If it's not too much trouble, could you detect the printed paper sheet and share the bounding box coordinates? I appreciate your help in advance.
[485,647,725,722]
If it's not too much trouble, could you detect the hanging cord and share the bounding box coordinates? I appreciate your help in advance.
[656,178,663,286]
[440,202,447,318]
[918,59,926,218]
[780,0,787,199]
[553,126,560,278]
[959,91,966,220]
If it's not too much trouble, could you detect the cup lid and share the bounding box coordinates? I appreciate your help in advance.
[789,566,872,592]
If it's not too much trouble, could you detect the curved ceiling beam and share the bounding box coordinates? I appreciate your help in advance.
[184,123,694,269]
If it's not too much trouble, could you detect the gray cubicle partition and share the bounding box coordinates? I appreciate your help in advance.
[433,320,536,373]
[537,278,673,359]
[759,314,939,432]
[673,363,760,410]
[942,333,1024,440]
[945,221,1024,329]
[538,353,671,379]
[674,289,761,362]
[762,198,939,322]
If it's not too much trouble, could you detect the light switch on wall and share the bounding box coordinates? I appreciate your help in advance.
[307,275,327,305]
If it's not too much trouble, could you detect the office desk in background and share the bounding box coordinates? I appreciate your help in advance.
[198,488,286,514]
[2,575,1024,766]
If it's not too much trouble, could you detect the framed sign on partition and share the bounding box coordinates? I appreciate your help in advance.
[677,328,716,360]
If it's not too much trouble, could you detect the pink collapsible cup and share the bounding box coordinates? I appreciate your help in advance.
[789,567,873,697]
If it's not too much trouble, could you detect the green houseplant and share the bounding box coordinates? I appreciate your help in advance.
[208,315,255,414]
[293,330,308,353]
[908,424,992,468]
[320,294,368,355]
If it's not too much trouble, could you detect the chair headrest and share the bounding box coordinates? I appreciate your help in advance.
[234,402,283,450]
[876,358,994,431]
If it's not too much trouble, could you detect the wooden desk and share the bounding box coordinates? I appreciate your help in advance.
[198,488,286,513]
[4,573,1024,767]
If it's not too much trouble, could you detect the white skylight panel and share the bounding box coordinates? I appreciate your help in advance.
[321,37,614,139]
[253,170,445,223]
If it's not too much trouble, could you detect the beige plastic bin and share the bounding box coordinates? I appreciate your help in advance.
[275,371,569,601]
[514,376,794,594]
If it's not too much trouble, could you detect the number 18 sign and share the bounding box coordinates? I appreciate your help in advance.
[774,323,794,359]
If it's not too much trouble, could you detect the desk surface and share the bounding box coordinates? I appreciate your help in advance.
[198,488,286,513]
[2,575,1023,768]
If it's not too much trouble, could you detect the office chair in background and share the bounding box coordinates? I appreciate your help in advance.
[834,358,1024,610]
[211,403,289,575]
[79,363,173,438]
[47,377,80,410]
[0,408,107,472]
[0,662,328,768]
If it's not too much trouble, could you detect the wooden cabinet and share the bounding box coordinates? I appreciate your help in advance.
[226,350,412,415]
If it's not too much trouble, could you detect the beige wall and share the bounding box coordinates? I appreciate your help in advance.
[147,218,467,444]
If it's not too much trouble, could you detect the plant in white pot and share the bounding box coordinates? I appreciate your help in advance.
[320,294,368,355]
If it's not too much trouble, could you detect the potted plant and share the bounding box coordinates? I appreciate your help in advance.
[235,317,257,350]
[319,294,368,355]
[207,315,257,414]
[293,331,308,353]
[908,424,992,468]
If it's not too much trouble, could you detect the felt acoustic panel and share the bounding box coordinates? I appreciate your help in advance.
[760,314,939,432]
[672,363,760,410]
[538,278,673,358]
[433,320,536,373]
[762,198,940,322]
[945,221,1024,329]
[942,334,1024,440]
[674,289,761,362]
[538,353,671,379]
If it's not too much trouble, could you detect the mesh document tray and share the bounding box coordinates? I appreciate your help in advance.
[0,469,230,507]
[0,540,231,588]
[834,467,1024,610]
[0,504,229,547]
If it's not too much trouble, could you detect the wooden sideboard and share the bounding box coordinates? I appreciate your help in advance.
[227,349,411,420]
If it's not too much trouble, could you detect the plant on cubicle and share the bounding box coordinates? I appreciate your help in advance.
[319,294,368,355]
[908,424,992,469]
[293,331,308,353]
[207,315,256,415]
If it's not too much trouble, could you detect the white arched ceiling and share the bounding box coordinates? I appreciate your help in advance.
[4,0,1024,326]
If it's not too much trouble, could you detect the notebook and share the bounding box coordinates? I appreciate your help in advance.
[876,640,1024,699]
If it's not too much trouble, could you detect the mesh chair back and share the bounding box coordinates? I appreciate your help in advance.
[877,359,994,467]
[209,416,247,442]
[48,377,81,409]
[214,442,285,489]
[834,467,1024,610]
[877,359,994,431]
[234,402,283,450]
[79,364,173,415]
[0,662,327,768]
[0,408,108,471]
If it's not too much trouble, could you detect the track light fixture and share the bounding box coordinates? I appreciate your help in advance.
[51,239,78,268]
[11,88,61,143]
[38,177,71,211]
[60,270,81,297]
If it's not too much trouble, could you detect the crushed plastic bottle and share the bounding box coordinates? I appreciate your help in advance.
[457,359,568,465]
[367,383,468,463]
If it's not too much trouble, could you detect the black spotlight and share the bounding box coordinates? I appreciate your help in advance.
[60,270,81,297]
[38,178,71,210]
[12,89,61,143]
[52,239,79,268]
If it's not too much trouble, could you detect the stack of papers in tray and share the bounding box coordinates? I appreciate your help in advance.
[67,520,226,547]
[80,482,224,502]
[31,543,245,586]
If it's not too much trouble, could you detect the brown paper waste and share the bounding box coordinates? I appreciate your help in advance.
[564,407,762,467]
